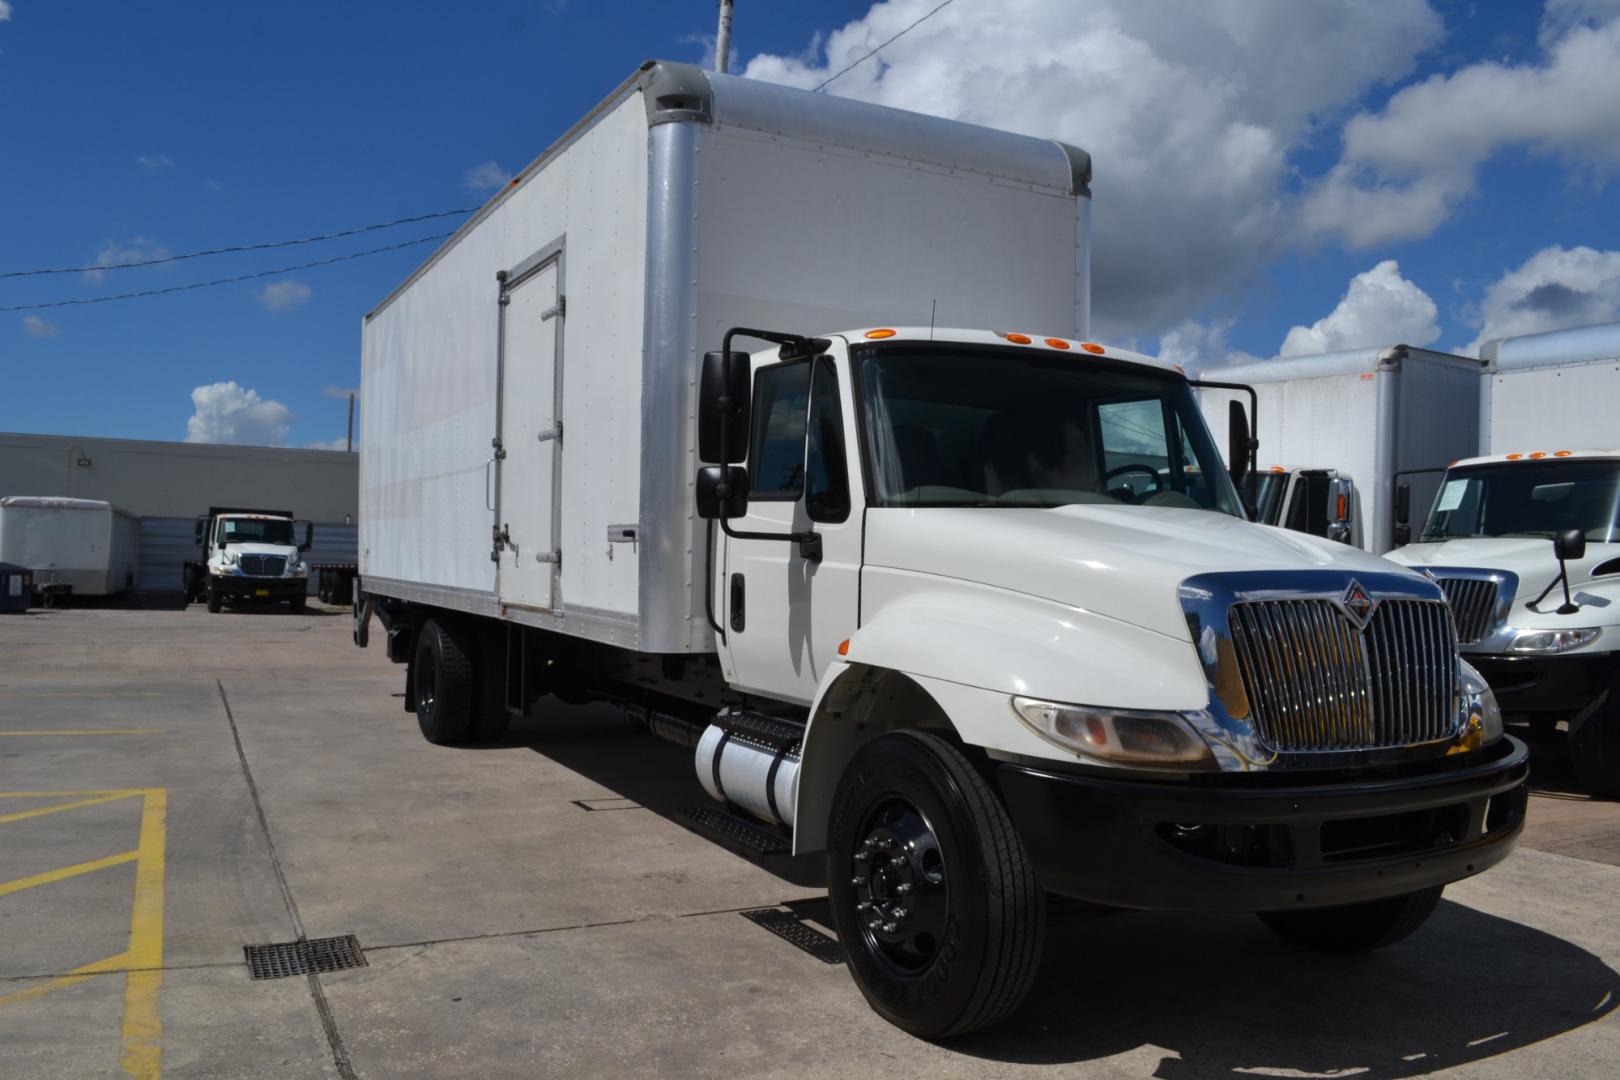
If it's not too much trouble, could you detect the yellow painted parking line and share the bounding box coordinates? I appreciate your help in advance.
[0,788,167,1078]
[0,849,138,898]
[0,729,164,737]
[0,791,139,825]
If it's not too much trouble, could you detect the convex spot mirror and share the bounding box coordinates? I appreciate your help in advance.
[1226,401,1251,490]
[297,520,315,552]
[696,466,749,520]
[699,350,751,464]
[1555,528,1587,563]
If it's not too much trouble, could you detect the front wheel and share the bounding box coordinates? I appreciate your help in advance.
[289,591,307,614]
[1570,688,1620,799]
[828,730,1044,1038]
[1257,886,1444,954]
[205,584,222,613]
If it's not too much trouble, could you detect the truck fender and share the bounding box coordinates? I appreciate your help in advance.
[790,587,1207,855]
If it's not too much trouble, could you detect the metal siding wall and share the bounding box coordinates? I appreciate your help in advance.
[136,517,196,594]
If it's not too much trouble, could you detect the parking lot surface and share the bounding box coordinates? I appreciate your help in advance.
[2,604,1618,1078]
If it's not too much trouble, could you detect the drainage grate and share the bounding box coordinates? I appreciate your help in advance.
[741,908,844,965]
[679,805,791,854]
[245,935,368,980]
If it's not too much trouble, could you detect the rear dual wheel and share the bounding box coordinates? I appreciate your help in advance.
[413,618,510,745]
[828,730,1044,1039]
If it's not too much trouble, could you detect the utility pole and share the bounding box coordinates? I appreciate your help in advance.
[715,0,733,74]
[347,393,355,452]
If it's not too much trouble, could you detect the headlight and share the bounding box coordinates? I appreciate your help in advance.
[1510,627,1601,654]
[1010,696,1216,770]
[1458,659,1503,746]
[285,560,307,577]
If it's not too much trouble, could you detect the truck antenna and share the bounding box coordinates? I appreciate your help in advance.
[715,1,734,75]
[929,298,936,340]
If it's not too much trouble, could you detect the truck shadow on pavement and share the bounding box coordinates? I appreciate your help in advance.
[484,703,1618,1074]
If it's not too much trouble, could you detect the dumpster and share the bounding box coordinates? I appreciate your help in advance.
[0,561,32,612]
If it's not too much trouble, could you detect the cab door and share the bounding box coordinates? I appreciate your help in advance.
[718,349,863,706]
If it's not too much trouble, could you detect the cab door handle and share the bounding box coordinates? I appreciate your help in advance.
[729,573,745,633]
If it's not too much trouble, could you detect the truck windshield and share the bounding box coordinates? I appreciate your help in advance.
[854,344,1243,516]
[1248,471,1288,526]
[1421,460,1620,543]
[221,518,296,545]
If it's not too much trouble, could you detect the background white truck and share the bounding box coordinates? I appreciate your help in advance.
[1196,345,1482,554]
[1388,321,1620,796]
[352,61,1528,1036]
[185,506,314,613]
[0,495,138,605]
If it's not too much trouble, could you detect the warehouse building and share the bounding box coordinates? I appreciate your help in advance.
[0,432,357,597]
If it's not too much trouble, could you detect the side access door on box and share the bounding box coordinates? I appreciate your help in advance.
[493,241,565,611]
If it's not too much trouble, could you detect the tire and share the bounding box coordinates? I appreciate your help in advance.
[206,584,222,613]
[828,730,1044,1038]
[1258,886,1444,954]
[414,619,476,745]
[1570,688,1620,799]
[317,572,331,604]
[289,592,307,614]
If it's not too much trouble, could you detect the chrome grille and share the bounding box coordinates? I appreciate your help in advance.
[239,554,287,577]
[1228,599,1457,752]
[1435,577,1501,645]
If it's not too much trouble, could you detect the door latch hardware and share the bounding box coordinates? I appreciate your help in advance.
[491,436,507,461]
[540,296,566,321]
[537,422,563,443]
[535,550,561,565]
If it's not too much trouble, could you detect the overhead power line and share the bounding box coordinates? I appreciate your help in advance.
[0,207,477,280]
[815,0,958,92]
[0,233,451,312]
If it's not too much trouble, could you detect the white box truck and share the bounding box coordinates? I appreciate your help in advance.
[353,61,1527,1036]
[0,496,138,603]
[1388,321,1620,796]
[1196,346,1483,555]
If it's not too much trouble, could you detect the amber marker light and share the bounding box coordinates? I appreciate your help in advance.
[837,639,850,656]
[864,328,896,339]
[1005,332,1032,344]
[1530,451,1547,459]
[1506,453,1523,460]
[1079,342,1106,354]
[1044,338,1071,350]
[1555,450,1573,457]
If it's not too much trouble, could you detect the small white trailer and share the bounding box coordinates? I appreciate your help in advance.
[354,61,1526,1037]
[0,496,139,601]
[1195,345,1482,554]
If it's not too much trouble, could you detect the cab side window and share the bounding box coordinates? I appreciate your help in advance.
[748,361,811,499]
[805,356,850,523]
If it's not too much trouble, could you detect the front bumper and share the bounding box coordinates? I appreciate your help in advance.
[1471,651,1619,718]
[996,736,1529,912]
[210,575,307,600]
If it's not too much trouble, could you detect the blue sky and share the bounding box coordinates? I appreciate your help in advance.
[3,1,1619,446]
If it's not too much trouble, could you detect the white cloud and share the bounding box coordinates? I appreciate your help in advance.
[83,238,169,283]
[303,437,353,452]
[1279,260,1440,356]
[322,385,358,400]
[463,160,512,194]
[1302,10,1620,248]
[185,381,295,446]
[21,314,60,339]
[742,0,1441,338]
[257,279,312,312]
[1155,318,1261,374]
[0,2,12,21]
[1466,245,1620,354]
[136,154,174,171]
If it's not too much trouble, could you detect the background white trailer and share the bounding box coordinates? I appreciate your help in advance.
[1196,345,1482,554]
[361,60,1093,654]
[1478,320,1620,454]
[0,496,139,596]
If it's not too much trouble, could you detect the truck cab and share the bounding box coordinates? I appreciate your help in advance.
[1388,449,1620,796]
[1247,465,1359,547]
[190,507,313,613]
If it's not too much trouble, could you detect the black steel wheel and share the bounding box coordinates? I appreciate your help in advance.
[205,583,222,613]
[828,730,1043,1038]
[1570,687,1620,799]
[1258,886,1444,954]
[414,619,474,745]
[289,592,307,614]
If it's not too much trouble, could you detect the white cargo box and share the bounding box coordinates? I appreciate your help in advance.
[1479,321,1620,455]
[361,61,1094,653]
[0,496,139,595]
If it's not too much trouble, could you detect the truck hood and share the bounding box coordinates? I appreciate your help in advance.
[863,504,1411,641]
[219,542,301,560]
[1389,537,1620,606]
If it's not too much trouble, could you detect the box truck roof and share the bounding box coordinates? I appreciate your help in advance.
[1480,320,1620,371]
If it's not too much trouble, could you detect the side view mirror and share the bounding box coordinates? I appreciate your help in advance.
[696,466,749,520]
[1326,476,1353,544]
[194,516,207,546]
[1555,528,1587,563]
[298,520,315,552]
[1393,480,1412,547]
[698,351,751,464]
[1226,401,1251,490]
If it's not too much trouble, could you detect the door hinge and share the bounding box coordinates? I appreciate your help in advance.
[538,421,563,443]
[491,436,507,461]
[541,295,566,321]
[493,523,512,552]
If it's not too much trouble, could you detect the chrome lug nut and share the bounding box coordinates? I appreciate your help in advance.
[850,875,863,887]
[892,907,909,920]
[882,921,898,934]
[895,882,912,895]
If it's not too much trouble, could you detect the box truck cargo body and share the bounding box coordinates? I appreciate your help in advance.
[0,496,138,598]
[360,62,1091,655]
[1389,322,1620,796]
[355,62,1526,1037]
[1196,346,1482,554]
